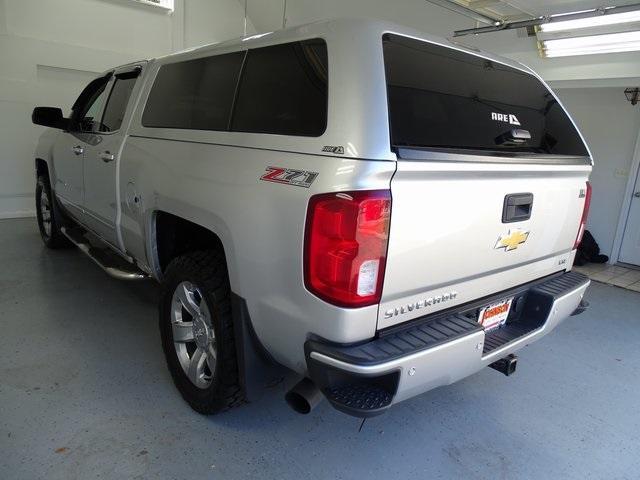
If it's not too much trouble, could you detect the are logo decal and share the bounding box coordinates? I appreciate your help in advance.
[322,145,345,154]
[491,112,521,126]
[260,166,319,188]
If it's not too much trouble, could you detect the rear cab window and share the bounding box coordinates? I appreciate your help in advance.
[231,39,328,136]
[382,33,589,160]
[142,52,244,131]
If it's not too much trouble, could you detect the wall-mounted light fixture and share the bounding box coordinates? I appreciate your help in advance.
[625,87,640,105]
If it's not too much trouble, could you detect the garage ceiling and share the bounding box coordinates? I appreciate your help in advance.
[451,0,640,21]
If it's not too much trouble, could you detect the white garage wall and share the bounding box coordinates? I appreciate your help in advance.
[553,88,640,259]
[247,0,470,37]
[0,0,254,218]
[185,0,253,48]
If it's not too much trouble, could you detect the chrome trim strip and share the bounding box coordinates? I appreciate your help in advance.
[396,148,591,166]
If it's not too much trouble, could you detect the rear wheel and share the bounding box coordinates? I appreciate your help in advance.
[159,250,245,414]
[35,175,71,249]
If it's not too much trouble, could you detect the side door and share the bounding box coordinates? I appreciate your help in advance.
[82,66,143,249]
[51,74,111,218]
[619,169,640,266]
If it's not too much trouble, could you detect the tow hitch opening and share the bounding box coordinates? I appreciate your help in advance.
[489,354,518,376]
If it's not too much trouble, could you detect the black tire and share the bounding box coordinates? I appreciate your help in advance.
[159,250,245,414]
[35,175,71,249]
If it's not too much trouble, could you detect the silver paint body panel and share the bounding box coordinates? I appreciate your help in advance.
[34,19,592,383]
[118,137,395,371]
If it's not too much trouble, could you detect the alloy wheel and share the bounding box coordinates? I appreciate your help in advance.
[39,189,52,238]
[170,281,217,389]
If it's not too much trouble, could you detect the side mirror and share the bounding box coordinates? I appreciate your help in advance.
[32,107,69,130]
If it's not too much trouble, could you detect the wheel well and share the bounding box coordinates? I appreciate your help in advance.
[35,158,49,179]
[155,211,225,273]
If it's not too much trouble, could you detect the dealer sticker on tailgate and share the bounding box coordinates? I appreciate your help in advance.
[478,298,513,332]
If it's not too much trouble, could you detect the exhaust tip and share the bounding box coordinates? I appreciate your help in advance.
[285,390,313,414]
[285,378,323,414]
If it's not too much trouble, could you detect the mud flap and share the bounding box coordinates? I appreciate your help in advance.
[231,293,288,401]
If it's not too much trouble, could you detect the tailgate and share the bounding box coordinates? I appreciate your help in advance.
[378,158,590,329]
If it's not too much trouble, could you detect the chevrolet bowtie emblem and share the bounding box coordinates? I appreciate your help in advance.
[495,229,530,251]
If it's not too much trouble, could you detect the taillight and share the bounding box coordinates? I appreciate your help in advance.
[574,181,592,249]
[304,190,391,308]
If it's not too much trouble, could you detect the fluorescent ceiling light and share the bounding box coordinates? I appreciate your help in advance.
[537,7,640,58]
[541,9,640,32]
[541,31,640,57]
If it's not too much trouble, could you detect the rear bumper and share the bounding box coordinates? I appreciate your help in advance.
[305,271,590,417]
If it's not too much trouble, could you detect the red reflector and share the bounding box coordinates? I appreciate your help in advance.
[304,190,391,308]
[574,181,592,249]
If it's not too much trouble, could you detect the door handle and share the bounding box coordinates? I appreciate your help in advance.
[99,151,115,163]
[72,145,84,156]
[502,193,533,223]
[634,191,640,198]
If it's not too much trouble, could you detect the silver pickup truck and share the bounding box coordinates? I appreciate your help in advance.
[31,19,591,418]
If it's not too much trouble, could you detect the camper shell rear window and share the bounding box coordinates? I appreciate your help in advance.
[382,34,589,158]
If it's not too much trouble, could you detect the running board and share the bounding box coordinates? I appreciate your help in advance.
[61,226,149,281]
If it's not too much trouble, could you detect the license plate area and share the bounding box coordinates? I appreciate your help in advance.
[478,297,513,332]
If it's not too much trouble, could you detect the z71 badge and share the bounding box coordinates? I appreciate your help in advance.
[260,166,319,188]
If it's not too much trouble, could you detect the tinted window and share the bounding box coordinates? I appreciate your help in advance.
[72,75,110,133]
[101,76,137,132]
[383,34,588,156]
[142,52,244,130]
[231,39,328,136]
[79,87,108,132]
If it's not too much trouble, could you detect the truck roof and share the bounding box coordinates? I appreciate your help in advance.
[120,17,586,162]
[152,18,534,77]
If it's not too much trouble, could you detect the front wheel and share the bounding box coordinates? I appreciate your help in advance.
[35,176,71,249]
[159,250,245,414]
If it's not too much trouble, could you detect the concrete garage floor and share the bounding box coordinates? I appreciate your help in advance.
[1,218,640,480]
